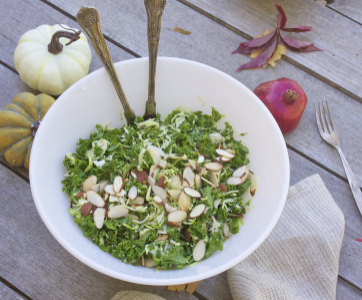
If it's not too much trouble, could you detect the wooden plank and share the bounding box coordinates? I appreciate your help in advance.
[329,0,362,24]
[31,0,362,188]
[336,278,362,300]
[178,0,362,102]
[0,282,26,300]
[1,148,362,300]
[46,0,362,102]
[0,0,134,74]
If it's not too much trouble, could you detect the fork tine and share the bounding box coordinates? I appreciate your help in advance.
[315,103,324,134]
[322,102,333,134]
[326,101,336,132]
[318,102,327,132]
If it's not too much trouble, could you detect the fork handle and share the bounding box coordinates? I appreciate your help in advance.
[337,146,362,216]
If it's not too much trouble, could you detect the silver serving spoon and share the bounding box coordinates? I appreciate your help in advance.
[76,6,135,125]
[143,0,167,120]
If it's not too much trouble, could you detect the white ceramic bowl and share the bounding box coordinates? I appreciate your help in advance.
[30,57,289,285]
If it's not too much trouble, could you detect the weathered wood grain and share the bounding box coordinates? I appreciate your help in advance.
[336,278,362,300]
[329,0,362,24]
[34,0,362,189]
[178,0,362,102]
[0,0,134,75]
[0,282,26,300]
[1,148,361,300]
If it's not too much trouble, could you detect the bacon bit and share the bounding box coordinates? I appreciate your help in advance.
[183,227,191,242]
[356,238,362,242]
[219,184,227,193]
[76,191,85,198]
[136,170,148,183]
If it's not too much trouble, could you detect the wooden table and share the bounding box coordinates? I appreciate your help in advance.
[1,0,362,299]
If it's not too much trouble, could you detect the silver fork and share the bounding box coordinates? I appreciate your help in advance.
[315,101,362,216]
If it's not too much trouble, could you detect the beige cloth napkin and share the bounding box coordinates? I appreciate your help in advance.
[111,174,345,300]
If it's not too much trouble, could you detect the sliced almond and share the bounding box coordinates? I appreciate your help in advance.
[167,221,180,227]
[209,171,219,188]
[193,240,206,262]
[113,176,124,194]
[165,203,173,213]
[215,156,232,163]
[210,132,223,144]
[136,171,148,183]
[188,160,197,170]
[87,191,105,207]
[108,205,129,219]
[204,162,223,172]
[91,184,100,192]
[76,191,85,198]
[170,174,182,190]
[158,234,168,242]
[147,145,165,157]
[178,192,190,212]
[158,176,167,189]
[233,166,249,179]
[182,179,190,188]
[226,177,242,185]
[81,202,92,216]
[93,208,106,229]
[154,195,163,205]
[152,185,167,200]
[130,214,139,221]
[128,186,138,200]
[131,170,138,179]
[183,166,195,188]
[129,196,144,206]
[240,171,249,185]
[148,149,161,165]
[201,176,216,188]
[147,176,156,186]
[197,155,205,164]
[199,167,207,176]
[223,223,230,238]
[226,149,235,155]
[109,195,119,202]
[168,211,187,223]
[195,174,202,189]
[150,164,159,178]
[167,190,181,200]
[189,204,206,219]
[83,175,97,192]
[103,192,109,201]
[116,189,126,197]
[250,175,258,196]
[104,184,116,195]
[183,187,202,198]
[144,257,155,268]
[216,149,235,159]
[99,180,109,192]
[159,159,167,169]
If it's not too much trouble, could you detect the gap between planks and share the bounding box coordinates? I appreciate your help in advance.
[176,0,362,104]
[326,5,362,26]
[0,276,32,300]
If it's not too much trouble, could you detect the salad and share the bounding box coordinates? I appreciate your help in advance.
[62,108,257,269]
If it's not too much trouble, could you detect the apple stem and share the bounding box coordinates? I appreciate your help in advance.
[283,89,299,104]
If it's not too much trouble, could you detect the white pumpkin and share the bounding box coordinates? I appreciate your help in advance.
[14,24,92,96]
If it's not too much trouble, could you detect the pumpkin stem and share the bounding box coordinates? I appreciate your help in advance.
[31,120,41,137]
[48,25,82,55]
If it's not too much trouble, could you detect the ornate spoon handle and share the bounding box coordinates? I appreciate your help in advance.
[76,6,135,125]
[144,0,167,120]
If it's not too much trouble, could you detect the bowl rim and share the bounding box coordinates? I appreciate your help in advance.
[30,57,290,285]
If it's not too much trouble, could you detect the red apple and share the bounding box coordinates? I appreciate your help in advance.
[254,78,307,134]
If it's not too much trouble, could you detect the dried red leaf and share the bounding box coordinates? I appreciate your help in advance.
[355,238,362,242]
[272,3,287,29]
[233,3,322,70]
[232,30,276,54]
[237,34,278,71]
[279,32,323,52]
[281,26,315,33]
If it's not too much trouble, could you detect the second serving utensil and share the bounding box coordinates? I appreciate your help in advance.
[76,6,135,125]
[315,101,362,216]
[143,0,167,120]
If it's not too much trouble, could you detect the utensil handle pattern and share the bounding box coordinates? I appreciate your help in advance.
[76,6,135,124]
[337,146,362,217]
[144,0,167,116]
